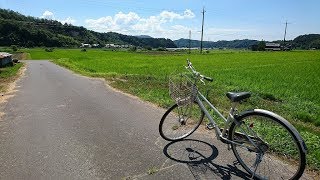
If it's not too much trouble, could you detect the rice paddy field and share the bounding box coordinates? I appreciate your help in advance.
[25,48,320,171]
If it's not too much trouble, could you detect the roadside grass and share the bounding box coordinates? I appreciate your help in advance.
[25,48,320,170]
[0,63,23,93]
[147,166,159,175]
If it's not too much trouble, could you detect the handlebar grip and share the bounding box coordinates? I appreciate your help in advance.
[203,76,213,82]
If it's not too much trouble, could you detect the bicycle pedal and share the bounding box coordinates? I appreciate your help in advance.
[206,123,215,130]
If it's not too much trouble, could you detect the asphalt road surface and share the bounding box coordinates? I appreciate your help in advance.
[0,61,311,179]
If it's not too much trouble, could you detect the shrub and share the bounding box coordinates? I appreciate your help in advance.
[129,46,137,52]
[144,46,152,50]
[45,48,54,52]
[157,47,167,51]
[11,45,18,52]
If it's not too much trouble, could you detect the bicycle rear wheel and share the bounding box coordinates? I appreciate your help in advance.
[228,109,306,180]
[159,102,204,141]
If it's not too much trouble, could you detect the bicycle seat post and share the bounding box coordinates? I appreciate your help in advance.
[230,102,237,116]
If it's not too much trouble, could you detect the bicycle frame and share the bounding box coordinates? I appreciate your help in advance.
[195,90,265,154]
[195,91,235,139]
[185,60,266,150]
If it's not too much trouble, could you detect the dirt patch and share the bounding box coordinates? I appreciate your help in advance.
[12,52,30,60]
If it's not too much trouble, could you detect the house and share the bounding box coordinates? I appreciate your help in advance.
[0,52,13,67]
[92,44,100,48]
[265,43,281,51]
[167,47,199,51]
[105,44,132,48]
[80,43,92,48]
[105,44,121,48]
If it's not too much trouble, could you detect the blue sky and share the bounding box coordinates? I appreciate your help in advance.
[0,0,319,41]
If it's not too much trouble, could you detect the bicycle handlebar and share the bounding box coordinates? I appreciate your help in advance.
[186,59,213,83]
[202,75,213,82]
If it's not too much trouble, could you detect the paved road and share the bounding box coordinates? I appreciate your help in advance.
[0,61,307,179]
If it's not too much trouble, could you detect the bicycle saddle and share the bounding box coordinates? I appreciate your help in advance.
[226,92,251,102]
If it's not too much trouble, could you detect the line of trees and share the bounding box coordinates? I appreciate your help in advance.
[174,38,259,49]
[174,35,320,50]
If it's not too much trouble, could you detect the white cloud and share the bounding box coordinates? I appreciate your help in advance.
[183,9,195,18]
[85,9,196,35]
[60,17,76,25]
[160,11,182,21]
[160,9,195,22]
[114,12,140,24]
[40,10,76,25]
[41,10,54,19]
[85,16,118,31]
[131,15,165,32]
[85,12,140,32]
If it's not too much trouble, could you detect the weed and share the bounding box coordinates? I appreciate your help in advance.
[172,125,179,130]
[147,166,159,175]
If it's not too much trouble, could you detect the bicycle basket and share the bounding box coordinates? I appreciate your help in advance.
[169,72,197,106]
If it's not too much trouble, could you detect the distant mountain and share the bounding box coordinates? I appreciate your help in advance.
[135,35,153,39]
[175,34,320,49]
[174,38,258,49]
[0,9,176,48]
[292,34,320,49]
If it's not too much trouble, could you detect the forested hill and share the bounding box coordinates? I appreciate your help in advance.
[292,34,320,49]
[0,9,177,48]
[174,38,258,49]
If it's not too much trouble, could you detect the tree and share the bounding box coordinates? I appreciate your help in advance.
[292,34,320,49]
[257,41,266,51]
[144,45,152,50]
[129,46,137,52]
[251,44,258,51]
[310,39,320,49]
[11,45,18,52]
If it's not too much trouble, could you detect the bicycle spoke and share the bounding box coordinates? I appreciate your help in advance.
[229,113,305,179]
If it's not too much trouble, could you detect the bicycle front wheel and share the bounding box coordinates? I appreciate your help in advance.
[229,109,306,180]
[159,102,204,141]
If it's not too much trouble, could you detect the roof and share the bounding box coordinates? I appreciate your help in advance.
[266,43,280,47]
[0,52,12,59]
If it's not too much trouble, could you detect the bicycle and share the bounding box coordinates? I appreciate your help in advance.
[159,59,307,179]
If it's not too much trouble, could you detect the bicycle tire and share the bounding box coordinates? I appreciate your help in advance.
[228,109,306,180]
[159,102,205,141]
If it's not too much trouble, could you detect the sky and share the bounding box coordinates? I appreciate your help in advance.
[0,0,319,41]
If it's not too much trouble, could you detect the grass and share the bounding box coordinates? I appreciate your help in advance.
[147,166,159,175]
[0,63,23,93]
[24,48,320,170]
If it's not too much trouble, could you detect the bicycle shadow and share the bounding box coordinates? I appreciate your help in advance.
[162,139,252,180]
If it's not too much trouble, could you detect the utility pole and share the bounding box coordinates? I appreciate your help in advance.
[283,20,288,47]
[189,30,191,54]
[200,7,205,54]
